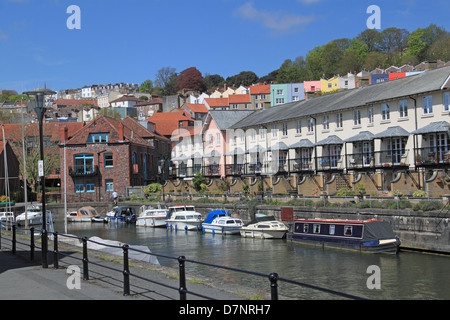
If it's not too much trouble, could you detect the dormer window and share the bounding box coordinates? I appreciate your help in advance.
[88,133,109,143]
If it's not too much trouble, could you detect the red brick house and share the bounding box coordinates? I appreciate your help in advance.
[60,115,171,202]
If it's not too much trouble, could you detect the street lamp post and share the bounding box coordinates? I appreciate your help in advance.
[23,88,55,269]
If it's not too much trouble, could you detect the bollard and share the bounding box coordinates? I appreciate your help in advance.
[269,273,279,300]
[53,232,59,270]
[30,227,35,261]
[82,237,89,280]
[123,244,130,296]
[12,225,16,255]
[178,256,187,300]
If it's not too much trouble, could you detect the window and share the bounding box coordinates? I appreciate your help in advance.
[86,184,95,193]
[444,92,449,111]
[382,103,390,120]
[336,113,343,129]
[329,225,335,235]
[323,115,329,130]
[296,120,302,135]
[105,180,114,192]
[313,224,320,234]
[399,100,408,118]
[423,95,433,114]
[75,184,85,193]
[353,110,361,126]
[368,107,374,124]
[251,129,256,141]
[344,226,353,236]
[88,133,109,143]
[259,127,266,139]
[303,224,309,233]
[104,153,114,167]
[276,89,283,95]
[232,104,238,109]
[282,122,288,136]
[260,94,266,100]
[272,124,278,138]
[216,133,221,146]
[209,134,213,145]
[74,154,94,174]
[307,118,314,133]
[276,98,285,104]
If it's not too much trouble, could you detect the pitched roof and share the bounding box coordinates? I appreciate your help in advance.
[0,122,85,143]
[204,98,229,107]
[54,99,98,107]
[183,103,208,113]
[146,110,194,137]
[249,84,270,95]
[231,66,450,129]
[228,94,251,104]
[110,95,143,104]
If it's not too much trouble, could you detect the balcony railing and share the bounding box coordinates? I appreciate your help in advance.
[69,165,99,177]
[414,147,450,167]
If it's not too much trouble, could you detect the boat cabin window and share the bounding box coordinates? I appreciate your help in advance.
[258,224,270,228]
[329,225,335,235]
[175,215,185,220]
[303,224,309,233]
[313,224,320,234]
[344,226,353,236]
[69,212,77,217]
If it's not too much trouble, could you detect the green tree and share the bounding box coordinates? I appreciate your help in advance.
[204,74,225,90]
[276,57,308,83]
[139,80,154,94]
[226,71,259,87]
[192,172,207,192]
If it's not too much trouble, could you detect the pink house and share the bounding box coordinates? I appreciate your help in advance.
[303,81,321,93]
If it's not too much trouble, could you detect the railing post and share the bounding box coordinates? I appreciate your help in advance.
[82,237,89,280]
[123,244,130,296]
[41,228,48,269]
[53,232,59,270]
[12,224,16,255]
[269,273,279,300]
[178,256,187,300]
[30,227,35,261]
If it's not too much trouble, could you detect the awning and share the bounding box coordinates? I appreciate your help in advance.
[345,131,376,143]
[289,139,314,149]
[374,126,410,138]
[224,147,245,156]
[192,152,203,159]
[411,121,450,135]
[245,145,266,154]
[316,135,344,146]
[203,150,221,158]
[172,154,188,161]
[267,142,289,151]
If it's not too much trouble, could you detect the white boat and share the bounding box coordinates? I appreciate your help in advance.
[240,214,288,239]
[137,204,169,228]
[66,206,98,222]
[202,210,243,235]
[16,205,54,227]
[165,205,203,231]
[0,212,14,228]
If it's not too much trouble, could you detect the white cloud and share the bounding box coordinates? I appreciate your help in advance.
[235,2,315,33]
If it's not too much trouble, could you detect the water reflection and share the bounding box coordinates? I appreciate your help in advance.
[54,221,450,300]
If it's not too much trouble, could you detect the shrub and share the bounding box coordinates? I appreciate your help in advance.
[144,183,162,195]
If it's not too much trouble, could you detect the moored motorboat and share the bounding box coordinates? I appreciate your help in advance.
[165,205,203,231]
[202,210,243,235]
[240,214,288,239]
[106,206,137,224]
[288,218,400,254]
[137,204,169,228]
[16,205,54,227]
[67,206,98,222]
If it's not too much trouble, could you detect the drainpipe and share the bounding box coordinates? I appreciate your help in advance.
[410,96,421,189]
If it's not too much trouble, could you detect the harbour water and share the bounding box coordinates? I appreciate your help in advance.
[54,220,450,300]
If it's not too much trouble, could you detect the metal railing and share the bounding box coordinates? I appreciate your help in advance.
[0,224,366,300]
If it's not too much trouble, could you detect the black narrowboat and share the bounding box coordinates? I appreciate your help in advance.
[288,218,400,254]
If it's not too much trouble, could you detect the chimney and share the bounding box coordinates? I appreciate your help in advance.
[61,126,68,144]
[119,123,124,141]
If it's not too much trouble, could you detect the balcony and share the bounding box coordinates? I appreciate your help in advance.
[414,147,450,168]
[69,165,99,177]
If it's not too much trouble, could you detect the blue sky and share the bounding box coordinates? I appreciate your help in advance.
[0,0,449,93]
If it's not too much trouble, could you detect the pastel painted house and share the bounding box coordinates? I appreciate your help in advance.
[270,83,305,106]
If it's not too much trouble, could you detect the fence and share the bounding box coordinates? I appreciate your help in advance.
[0,223,366,300]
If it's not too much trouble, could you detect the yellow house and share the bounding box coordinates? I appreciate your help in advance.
[320,77,340,93]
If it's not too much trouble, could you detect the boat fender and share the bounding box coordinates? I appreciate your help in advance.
[184,225,188,231]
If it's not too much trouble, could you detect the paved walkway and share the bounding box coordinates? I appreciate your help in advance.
[0,234,247,300]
